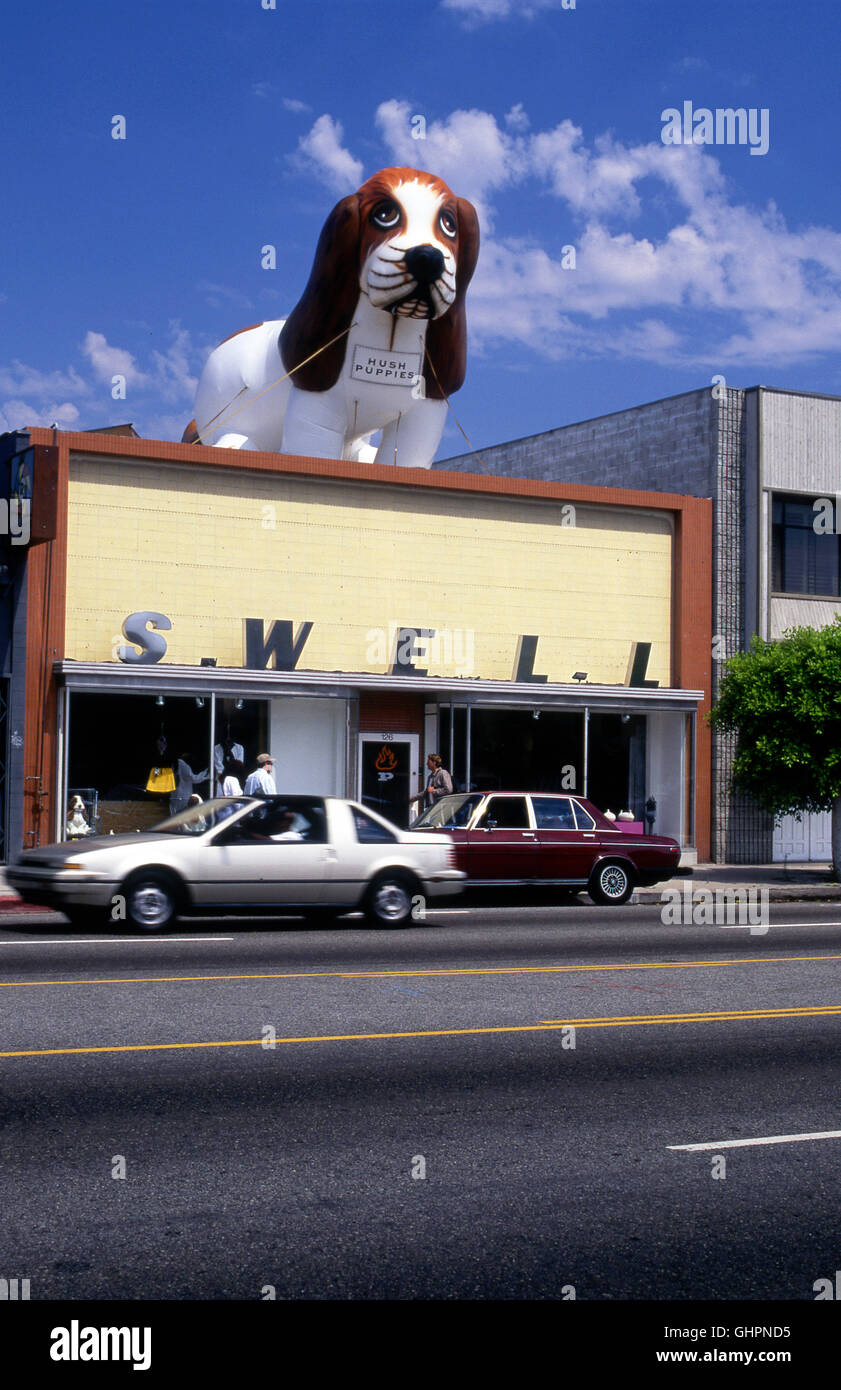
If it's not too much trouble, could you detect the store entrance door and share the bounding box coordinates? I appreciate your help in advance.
[358,733,419,829]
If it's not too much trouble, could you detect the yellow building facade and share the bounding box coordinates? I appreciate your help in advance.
[65,453,674,687]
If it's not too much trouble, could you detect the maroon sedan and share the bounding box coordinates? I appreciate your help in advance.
[410,792,683,905]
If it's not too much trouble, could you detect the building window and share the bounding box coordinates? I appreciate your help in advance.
[771,493,841,597]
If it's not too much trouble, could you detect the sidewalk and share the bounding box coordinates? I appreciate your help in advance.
[635,862,841,904]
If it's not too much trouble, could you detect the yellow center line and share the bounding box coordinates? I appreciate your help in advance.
[3,1003,841,1059]
[1,952,841,990]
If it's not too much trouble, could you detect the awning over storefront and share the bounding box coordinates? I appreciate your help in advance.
[53,661,703,713]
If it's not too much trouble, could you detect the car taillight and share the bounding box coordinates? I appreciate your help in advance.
[445,845,458,868]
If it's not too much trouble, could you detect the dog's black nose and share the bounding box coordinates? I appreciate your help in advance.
[404,244,445,285]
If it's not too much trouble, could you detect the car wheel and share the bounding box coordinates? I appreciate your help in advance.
[588,860,634,906]
[122,873,180,932]
[364,872,415,928]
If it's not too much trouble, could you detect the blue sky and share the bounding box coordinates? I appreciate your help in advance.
[2,0,841,457]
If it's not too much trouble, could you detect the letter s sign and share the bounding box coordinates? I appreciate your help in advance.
[118,611,171,664]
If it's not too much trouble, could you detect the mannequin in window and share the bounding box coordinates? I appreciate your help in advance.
[170,752,209,815]
[214,734,245,795]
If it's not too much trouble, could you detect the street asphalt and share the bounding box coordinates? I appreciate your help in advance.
[2,898,841,1302]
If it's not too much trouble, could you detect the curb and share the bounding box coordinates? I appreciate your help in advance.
[633,885,841,904]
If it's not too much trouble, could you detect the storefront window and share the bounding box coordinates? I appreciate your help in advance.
[438,705,468,792]
[467,708,584,795]
[64,693,267,837]
[587,713,646,819]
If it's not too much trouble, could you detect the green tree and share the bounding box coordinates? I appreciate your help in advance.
[709,618,841,878]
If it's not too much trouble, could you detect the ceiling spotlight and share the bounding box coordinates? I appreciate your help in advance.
[532,709,541,720]
[621,713,631,724]
[572,671,588,683]
[156,695,165,707]
[234,698,244,711]
[195,697,205,708]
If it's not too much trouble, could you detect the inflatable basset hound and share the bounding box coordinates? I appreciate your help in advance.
[184,167,479,468]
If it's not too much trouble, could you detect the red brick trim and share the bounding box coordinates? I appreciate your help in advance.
[28,427,706,515]
[23,438,69,847]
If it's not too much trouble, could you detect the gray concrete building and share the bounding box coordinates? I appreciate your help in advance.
[435,385,841,863]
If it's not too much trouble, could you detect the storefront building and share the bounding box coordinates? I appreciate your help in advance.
[3,428,712,860]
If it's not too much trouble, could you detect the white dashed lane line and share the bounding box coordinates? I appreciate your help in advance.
[669,1129,841,1152]
[0,936,235,946]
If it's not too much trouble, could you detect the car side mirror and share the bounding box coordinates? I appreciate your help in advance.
[485,819,497,832]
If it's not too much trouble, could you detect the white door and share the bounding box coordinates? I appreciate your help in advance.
[810,810,833,861]
[773,810,832,862]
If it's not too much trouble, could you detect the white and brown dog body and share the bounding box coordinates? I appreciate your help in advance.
[188,168,479,467]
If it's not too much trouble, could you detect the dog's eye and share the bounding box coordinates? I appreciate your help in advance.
[439,210,457,239]
[371,201,401,229]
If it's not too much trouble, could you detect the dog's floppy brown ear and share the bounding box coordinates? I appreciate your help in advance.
[280,194,361,390]
[423,195,480,400]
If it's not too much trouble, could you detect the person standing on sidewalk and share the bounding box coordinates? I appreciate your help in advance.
[425,754,453,805]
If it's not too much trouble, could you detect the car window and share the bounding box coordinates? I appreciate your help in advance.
[476,796,530,829]
[153,798,251,834]
[412,794,482,829]
[531,797,576,830]
[352,807,397,843]
[572,801,596,830]
[217,800,327,844]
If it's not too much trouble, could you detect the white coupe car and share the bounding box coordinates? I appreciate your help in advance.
[8,796,465,931]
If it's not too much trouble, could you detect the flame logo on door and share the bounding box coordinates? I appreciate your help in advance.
[375,745,398,771]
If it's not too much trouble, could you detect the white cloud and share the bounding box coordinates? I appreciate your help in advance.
[376,99,841,368]
[375,99,526,228]
[505,103,530,134]
[282,97,311,114]
[441,0,561,21]
[0,361,90,398]
[293,114,363,193]
[0,398,80,432]
[0,324,203,441]
[150,323,198,404]
[530,122,726,220]
[467,239,586,357]
[82,331,149,387]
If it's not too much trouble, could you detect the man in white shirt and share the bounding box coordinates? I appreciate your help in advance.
[244,753,277,796]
